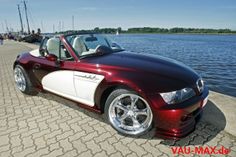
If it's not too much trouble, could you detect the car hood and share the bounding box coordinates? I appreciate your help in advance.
[84,51,200,91]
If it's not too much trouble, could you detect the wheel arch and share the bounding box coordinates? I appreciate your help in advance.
[13,60,19,69]
[97,82,145,113]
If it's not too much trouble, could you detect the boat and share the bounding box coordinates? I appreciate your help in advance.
[116,29,119,35]
[16,1,42,43]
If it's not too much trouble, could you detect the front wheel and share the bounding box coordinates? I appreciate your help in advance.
[105,89,153,136]
[14,65,36,95]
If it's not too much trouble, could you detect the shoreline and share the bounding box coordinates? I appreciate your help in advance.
[118,32,236,35]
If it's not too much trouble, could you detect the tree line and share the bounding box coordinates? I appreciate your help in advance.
[58,27,236,34]
[127,27,236,34]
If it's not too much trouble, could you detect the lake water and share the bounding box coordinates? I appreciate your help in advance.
[110,34,236,97]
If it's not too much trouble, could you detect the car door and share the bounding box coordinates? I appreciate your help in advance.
[33,37,77,99]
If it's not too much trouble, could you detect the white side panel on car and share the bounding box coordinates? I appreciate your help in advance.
[42,70,76,97]
[42,70,104,107]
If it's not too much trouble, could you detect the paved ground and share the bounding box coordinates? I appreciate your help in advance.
[0,41,236,157]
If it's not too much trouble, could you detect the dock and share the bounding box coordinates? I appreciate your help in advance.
[0,40,235,156]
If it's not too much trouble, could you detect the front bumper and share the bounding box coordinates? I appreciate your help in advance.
[147,87,209,139]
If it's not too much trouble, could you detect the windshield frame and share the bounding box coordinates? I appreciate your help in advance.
[64,33,124,59]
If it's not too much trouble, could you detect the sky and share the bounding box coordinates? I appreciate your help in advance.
[0,0,236,33]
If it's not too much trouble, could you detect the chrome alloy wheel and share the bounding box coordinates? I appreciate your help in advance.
[108,94,153,135]
[14,67,26,91]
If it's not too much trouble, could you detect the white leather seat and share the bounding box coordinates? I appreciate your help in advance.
[72,37,87,55]
[46,38,60,57]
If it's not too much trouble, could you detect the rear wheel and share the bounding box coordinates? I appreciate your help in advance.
[105,89,153,136]
[14,65,36,95]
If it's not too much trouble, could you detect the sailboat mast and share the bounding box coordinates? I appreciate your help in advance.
[41,20,44,33]
[53,24,55,33]
[5,20,9,33]
[23,0,30,34]
[17,4,24,34]
[1,22,4,33]
[72,15,74,30]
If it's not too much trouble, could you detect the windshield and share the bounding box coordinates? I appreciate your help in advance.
[66,34,124,57]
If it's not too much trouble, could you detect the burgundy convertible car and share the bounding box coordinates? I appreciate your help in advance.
[13,33,208,138]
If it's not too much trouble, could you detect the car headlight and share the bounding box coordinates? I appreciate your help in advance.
[160,88,195,104]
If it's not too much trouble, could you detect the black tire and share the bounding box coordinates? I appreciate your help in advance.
[104,88,153,136]
[14,64,37,95]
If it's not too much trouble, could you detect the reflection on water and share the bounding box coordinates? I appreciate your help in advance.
[110,34,236,97]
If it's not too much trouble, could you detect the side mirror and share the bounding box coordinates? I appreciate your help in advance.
[45,54,58,62]
[95,45,113,56]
